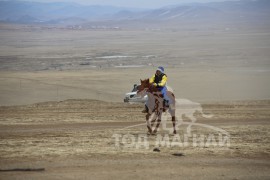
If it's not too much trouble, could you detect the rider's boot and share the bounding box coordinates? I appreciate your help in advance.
[162,99,170,112]
[164,99,169,107]
[142,105,148,113]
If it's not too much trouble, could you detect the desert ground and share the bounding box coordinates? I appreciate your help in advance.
[0,25,270,179]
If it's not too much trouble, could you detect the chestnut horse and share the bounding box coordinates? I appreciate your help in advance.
[137,79,177,135]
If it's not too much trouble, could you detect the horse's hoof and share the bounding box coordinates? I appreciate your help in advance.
[142,109,148,113]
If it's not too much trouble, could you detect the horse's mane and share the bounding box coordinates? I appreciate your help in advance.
[141,78,149,83]
[140,78,160,93]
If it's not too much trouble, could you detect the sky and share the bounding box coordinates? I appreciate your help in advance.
[11,0,243,8]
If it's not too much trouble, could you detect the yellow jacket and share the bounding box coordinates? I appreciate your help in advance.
[149,74,167,87]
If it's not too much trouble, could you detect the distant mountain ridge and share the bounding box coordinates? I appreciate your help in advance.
[0,0,269,26]
[0,0,143,23]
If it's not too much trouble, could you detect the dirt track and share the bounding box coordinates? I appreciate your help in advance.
[0,99,269,179]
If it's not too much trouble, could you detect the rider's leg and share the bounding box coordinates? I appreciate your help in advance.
[161,86,170,104]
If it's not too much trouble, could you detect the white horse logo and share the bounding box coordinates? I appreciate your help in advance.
[161,99,213,134]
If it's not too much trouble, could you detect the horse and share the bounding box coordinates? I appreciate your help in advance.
[137,79,177,135]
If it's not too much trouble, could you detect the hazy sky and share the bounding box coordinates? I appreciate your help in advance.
[13,0,243,8]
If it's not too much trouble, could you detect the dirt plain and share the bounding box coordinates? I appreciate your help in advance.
[0,99,269,180]
[0,24,270,179]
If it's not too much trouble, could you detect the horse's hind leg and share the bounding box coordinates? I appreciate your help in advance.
[146,113,152,134]
[172,116,177,134]
[169,108,177,134]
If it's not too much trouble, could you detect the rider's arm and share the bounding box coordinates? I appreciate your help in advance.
[157,75,167,87]
[149,75,155,84]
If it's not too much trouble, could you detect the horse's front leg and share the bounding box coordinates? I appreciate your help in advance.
[153,112,162,134]
[150,116,156,128]
[146,113,152,134]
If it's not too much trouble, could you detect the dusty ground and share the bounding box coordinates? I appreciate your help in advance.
[0,99,269,179]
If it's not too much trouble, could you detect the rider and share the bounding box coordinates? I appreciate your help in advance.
[142,66,170,113]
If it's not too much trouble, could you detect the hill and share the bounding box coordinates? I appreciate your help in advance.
[0,0,269,28]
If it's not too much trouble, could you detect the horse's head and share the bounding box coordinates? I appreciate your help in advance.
[137,78,159,94]
[137,79,150,93]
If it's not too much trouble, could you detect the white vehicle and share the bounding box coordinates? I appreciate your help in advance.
[123,84,148,103]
